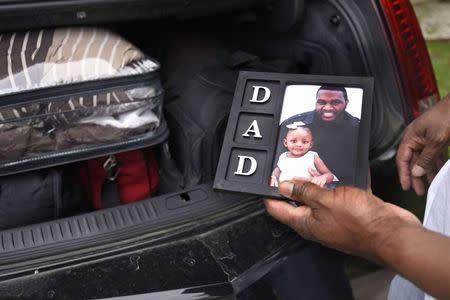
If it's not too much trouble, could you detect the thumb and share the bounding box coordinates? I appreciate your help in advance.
[413,144,442,177]
[264,198,315,239]
[279,180,328,206]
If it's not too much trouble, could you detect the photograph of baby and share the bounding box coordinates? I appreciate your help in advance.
[270,84,363,189]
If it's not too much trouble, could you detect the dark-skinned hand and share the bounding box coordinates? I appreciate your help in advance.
[396,94,450,195]
[264,180,421,263]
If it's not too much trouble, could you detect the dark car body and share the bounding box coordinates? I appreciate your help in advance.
[0,0,438,299]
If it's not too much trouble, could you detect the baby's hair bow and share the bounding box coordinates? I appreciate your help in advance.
[286,121,306,129]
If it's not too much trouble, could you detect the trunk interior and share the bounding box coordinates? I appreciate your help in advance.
[0,0,406,283]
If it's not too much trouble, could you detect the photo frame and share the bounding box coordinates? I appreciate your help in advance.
[213,71,374,199]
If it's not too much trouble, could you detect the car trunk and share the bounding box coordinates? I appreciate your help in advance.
[0,0,410,298]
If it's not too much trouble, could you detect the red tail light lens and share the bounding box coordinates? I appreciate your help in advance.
[379,0,439,118]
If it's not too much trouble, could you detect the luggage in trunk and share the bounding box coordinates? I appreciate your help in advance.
[0,27,168,175]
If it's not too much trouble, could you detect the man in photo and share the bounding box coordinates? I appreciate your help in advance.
[270,123,337,188]
[264,85,360,300]
[277,85,360,186]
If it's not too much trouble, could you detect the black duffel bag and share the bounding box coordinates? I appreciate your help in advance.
[0,168,84,230]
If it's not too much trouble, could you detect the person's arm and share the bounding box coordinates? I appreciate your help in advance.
[264,181,450,299]
[396,94,450,195]
[270,167,281,187]
[309,155,334,187]
[380,224,450,299]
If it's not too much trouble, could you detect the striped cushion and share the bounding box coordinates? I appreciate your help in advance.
[0,27,159,122]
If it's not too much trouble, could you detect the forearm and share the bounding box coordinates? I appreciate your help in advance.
[272,168,280,178]
[376,225,450,299]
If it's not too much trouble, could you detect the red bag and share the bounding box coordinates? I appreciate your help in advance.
[79,149,159,210]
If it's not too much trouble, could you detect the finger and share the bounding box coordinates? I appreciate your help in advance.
[279,180,328,206]
[312,177,324,187]
[396,139,414,191]
[264,198,301,224]
[264,198,313,237]
[427,152,446,184]
[425,160,440,184]
[413,144,444,177]
[426,170,435,184]
[435,150,447,172]
[408,152,426,196]
[411,175,426,196]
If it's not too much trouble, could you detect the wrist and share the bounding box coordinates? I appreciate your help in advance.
[371,217,423,267]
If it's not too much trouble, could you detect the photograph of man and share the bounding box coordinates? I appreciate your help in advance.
[262,84,363,300]
[275,85,362,186]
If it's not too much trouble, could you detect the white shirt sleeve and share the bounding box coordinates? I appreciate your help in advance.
[423,159,450,300]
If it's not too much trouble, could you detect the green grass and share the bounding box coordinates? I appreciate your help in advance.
[427,41,450,158]
[427,41,450,97]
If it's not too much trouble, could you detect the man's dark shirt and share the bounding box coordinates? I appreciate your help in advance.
[276,110,360,186]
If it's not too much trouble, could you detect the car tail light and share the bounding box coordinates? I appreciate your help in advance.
[379,0,439,119]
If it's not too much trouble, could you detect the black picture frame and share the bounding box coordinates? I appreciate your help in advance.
[213,71,374,199]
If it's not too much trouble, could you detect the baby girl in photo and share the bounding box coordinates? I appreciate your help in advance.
[270,122,338,188]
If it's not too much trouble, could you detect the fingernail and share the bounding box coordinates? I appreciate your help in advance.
[399,180,407,191]
[279,181,294,197]
[412,165,425,177]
